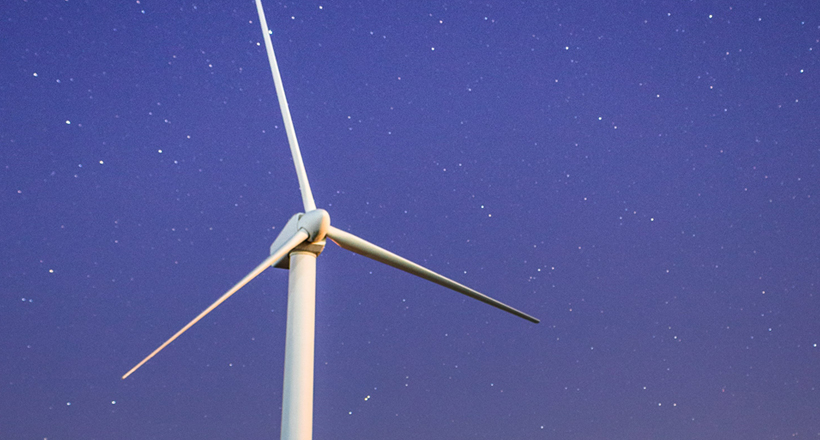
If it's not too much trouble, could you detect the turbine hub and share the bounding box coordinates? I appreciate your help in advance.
[270,210,330,269]
[298,209,330,243]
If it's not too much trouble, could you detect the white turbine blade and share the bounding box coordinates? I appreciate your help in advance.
[255,0,316,212]
[122,229,310,379]
[326,226,540,324]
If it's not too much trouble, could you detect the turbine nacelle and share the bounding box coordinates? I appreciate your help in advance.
[271,209,330,269]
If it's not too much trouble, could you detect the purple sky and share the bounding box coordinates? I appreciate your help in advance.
[2,1,818,439]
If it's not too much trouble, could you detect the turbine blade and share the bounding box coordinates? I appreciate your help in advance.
[325,226,539,324]
[255,0,316,212]
[122,229,310,379]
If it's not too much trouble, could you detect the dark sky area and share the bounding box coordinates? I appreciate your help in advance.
[2,1,819,439]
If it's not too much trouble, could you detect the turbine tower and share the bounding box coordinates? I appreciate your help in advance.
[122,1,539,439]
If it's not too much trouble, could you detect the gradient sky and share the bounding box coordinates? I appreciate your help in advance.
[2,1,819,439]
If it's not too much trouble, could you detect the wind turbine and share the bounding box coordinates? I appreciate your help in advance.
[122,1,539,439]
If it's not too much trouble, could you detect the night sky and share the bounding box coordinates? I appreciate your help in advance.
[2,1,819,439]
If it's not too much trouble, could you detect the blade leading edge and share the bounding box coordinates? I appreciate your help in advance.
[122,229,310,379]
[326,226,540,324]
[255,0,316,212]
